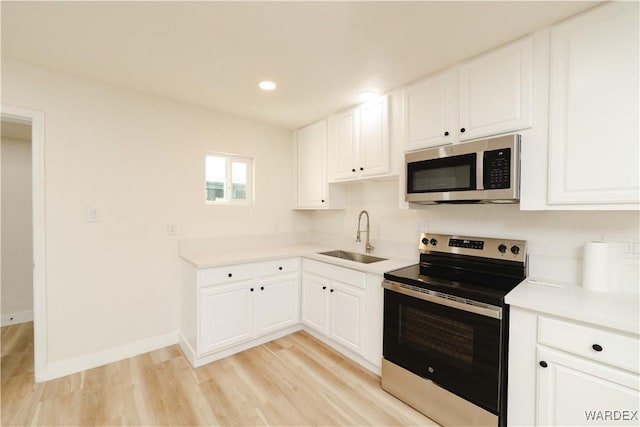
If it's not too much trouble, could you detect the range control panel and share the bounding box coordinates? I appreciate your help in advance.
[449,238,485,250]
[419,232,526,262]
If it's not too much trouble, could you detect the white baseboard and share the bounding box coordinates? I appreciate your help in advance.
[303,326,382,376]
[178,332,197,366]
[1,310,34,326]
[182,325,303,368]
[40,330,180,382]
[37,324,380,383]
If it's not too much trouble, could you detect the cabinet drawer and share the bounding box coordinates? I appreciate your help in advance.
[303,259,366,289]
[198,264,254,287]
[538,316,639,373]
[256,258,299,277]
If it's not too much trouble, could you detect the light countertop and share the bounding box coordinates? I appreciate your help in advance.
[180,244,417,276]
[506,279,639,335]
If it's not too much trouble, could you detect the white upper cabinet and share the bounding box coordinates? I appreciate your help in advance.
[330,107,359,180]
[359,95,390,177]
[296,119,327,208]
[547,2,639,206]
[404,69,458,151]
[403,37,533,151]
[458,36,533,141]
[294,118,345,209]
[328,95,390,182]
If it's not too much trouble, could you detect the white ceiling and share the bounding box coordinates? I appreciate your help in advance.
[2,1,599,130]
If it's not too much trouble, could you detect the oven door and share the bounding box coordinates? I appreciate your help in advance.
[382,282,503,414]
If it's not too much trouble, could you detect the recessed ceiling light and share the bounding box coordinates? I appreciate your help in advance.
[357,91,377,102]
[259,80,277,91]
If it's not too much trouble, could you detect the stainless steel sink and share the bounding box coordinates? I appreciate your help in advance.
[318,250,387,264]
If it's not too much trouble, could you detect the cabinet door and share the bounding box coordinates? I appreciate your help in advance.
[359,95,390,177]
[404,70,457,150]
[458,36,532,141]
[362,273,384,368]
[198,280,255,355]
[329,281,365,354]
[548,2,639,205]
[296,119,328,208]
[329,108,359,181]
[257,273,300,335]
[301,274,330,333]
[537,347,639,426]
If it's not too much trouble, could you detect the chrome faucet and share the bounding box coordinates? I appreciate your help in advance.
[356,210,374,254]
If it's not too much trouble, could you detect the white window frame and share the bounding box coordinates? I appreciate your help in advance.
[205,152,254,205]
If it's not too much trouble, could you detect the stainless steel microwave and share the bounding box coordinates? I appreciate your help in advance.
[405,134,521,204]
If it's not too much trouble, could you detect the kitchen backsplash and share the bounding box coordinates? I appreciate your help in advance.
[304,180,640,292]
[179,180,639,292]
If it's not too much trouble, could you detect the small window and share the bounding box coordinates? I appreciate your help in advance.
[205,153,253,205]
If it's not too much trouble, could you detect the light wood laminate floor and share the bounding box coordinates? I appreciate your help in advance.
[1,322,439,426]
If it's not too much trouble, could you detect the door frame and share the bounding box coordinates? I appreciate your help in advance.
[1,104,47,382]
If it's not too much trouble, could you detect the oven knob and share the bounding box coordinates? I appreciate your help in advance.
[421,238,429,245]
[498,244,507,253]
[427,366,434,373]
[430,238,438,246]
[510,245,520,255]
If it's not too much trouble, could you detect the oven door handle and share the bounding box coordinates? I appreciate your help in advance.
[382,280,502,320]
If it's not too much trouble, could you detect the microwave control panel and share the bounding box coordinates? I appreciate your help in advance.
[483,148,511,189]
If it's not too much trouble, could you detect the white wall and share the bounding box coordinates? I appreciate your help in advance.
[3,56,637,376]
[305,180,640,290]
[1,59,308,367]
[1,132,34,324]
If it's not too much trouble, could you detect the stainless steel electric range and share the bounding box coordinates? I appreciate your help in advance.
[381,233,527,427]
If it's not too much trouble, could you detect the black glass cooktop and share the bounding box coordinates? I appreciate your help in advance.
[384,260,525,306]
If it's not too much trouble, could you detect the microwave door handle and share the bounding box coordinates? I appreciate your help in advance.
[476,152,484,190]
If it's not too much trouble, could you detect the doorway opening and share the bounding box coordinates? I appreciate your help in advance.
[1,106,46,382]
[1,120,33,326]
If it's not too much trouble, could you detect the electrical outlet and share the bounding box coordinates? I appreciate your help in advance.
[167,224,177,236]
[87,208,99,223]
[602,235,639,259]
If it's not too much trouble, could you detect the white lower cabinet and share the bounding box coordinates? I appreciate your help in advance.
[256,273,300,335]
[301,273,330,333]
[301,259,368,359]
[537,347,639,427]
[181,256,384,374]
[199,280,255,355]
[301,273,365,354]
[329,280,365,353]
[180,258,300,366]
[508,308,640,426]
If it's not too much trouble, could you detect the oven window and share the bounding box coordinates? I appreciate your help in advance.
[401,306,474,371]
[407,153,476,193]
